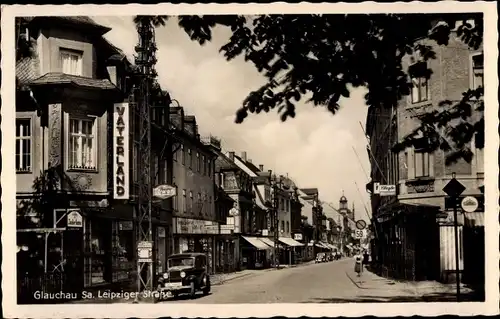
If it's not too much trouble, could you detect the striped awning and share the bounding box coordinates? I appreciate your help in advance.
[279,237,305,247]
[242,236,272,250]
[258,237,275,248]
[464,212,484,227]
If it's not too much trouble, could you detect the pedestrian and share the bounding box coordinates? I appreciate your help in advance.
[354,250,363,277]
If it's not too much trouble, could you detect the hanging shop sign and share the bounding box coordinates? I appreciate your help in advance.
[119,221,133,231]
[262,229,269,236]
[374,183,397,196]
[113,102,130,199]
[294,233,303,241]
[137,241,153,263]
[461,196,479,213]
[153,185,177,200]
[67,209,83,228]
[174,218,219,235]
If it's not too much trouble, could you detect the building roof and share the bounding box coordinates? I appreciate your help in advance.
[215,152,238,171]
[25,16,111,35]
[300,188,318,196]
[29,72,118,90]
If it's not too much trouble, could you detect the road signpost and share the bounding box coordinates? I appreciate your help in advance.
[355,219,367,230]
[442,173,466,302]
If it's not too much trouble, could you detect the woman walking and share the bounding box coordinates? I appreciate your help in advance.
[354,250,363,277]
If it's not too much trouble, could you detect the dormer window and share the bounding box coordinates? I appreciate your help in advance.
[60,48,83,76]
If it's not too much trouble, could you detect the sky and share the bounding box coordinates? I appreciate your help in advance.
[92,16,372,221]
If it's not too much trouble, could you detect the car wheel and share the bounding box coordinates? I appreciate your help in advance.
[189,281,196,298]
[202,276,211,295]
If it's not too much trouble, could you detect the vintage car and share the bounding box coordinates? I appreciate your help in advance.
[315,252,326,263]
[157,253,211,299]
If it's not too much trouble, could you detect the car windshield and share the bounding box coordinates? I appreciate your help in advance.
[168,257,194,268]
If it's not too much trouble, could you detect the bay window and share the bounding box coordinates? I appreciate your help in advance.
[69,117,96,170]
[16,119,32,172]
[60,49,83,76]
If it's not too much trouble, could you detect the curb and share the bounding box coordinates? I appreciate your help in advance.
[211,272,253,286]
[345,271,367,289]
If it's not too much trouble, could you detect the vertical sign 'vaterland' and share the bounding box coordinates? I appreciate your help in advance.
[113,102,129,199]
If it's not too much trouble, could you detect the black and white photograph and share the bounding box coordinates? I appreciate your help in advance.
[1,2,498,318]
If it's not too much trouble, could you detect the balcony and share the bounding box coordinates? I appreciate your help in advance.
[201,135,221,150]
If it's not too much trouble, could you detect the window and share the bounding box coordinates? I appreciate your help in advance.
[286,221,290,233]
[471,53,484,90]
[173,192,178,211]
[196,152,201,172]
[189,191,193,212]
[281,220,285,232]
[414,150,430,178]
[219,173,225,189]
[208,160,212,177]
[197,193,202,215]
[188,149,192,168]
[16,119,32,172]
[202,155,206,175]
[181,145,185,165]
[69,118,96,170]
[182,189,187,212]
[409,62,429,104]
[60,49,83,76]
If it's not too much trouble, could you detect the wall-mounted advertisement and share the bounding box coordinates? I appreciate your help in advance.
[113,103,129,199]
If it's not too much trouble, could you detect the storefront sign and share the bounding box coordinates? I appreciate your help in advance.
[220,225,235,235]
[293,233,303,241]
[157,227,166,238]
[153,185,177,200]
[137,241,153,263]
[174,218,219,235]
[461,196,479,213]
[113,103,129,199]
[67,209,83,228]
[119,221,133,231]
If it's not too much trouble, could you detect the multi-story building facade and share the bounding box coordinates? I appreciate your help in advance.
[366,18,484,285]
[168,107,219,273]
[15,16,141,297]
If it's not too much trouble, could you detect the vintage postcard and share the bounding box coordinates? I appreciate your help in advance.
[1,2,499,318]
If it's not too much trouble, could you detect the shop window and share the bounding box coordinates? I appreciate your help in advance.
[84,218,112,287]
[409,62,429,104]
[60,48,83,76]
[16,118,32,172]
[112,221,134,282]
[68,117,96,170]
[471,53,484,90]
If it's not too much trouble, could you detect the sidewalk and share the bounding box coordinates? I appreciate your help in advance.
[345,263,474,297]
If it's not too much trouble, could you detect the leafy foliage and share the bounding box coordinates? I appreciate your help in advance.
[136,13,483,164]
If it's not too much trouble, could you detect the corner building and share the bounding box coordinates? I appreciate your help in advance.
[366,18,484,286]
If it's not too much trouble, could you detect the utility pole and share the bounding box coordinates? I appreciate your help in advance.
[134,17,158,300]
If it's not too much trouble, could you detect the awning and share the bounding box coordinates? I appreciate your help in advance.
[278,237,305,247]
[464,212,484,227]
[242,236,272,250]
[258,237,275,248]
[320,242,333,250]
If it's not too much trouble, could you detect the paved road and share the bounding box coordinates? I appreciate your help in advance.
[160,258,436,304]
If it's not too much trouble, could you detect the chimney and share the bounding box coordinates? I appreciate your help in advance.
[228,152,235,161]
[241,151,247,161]
[259,164,264,171]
